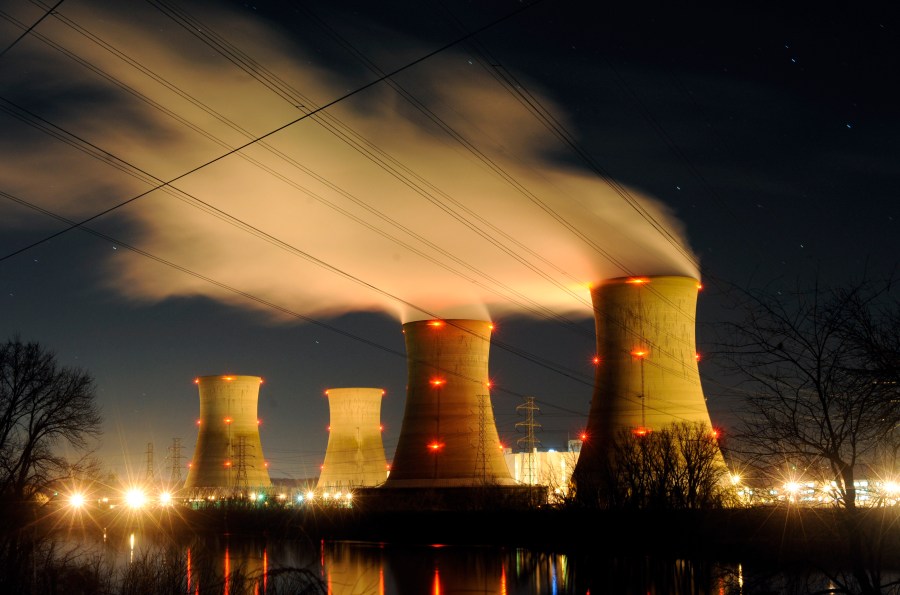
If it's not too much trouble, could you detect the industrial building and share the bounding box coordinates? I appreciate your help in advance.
[573,275,720,492]
[383,319,517,488]
[184,375,272,496]
[316,387,389,493]
[504,440,582,501]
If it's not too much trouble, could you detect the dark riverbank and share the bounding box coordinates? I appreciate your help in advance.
[45,503,900,569]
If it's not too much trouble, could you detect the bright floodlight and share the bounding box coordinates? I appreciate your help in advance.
[730,474,742,486]
[159,491,172,506]
[125,488,147,509]
[783,481,800,494]
[69,493,86,509]
[884,481,900,495]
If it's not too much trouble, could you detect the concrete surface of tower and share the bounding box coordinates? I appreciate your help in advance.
[383,319,516,487]
[184,375,272,494]
[316,387,388,492]
[573,276,717,486]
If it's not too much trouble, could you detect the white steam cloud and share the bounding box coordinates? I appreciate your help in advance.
[1,2,699,323]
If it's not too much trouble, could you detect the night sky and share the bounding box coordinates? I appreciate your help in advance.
[1,1,897,483]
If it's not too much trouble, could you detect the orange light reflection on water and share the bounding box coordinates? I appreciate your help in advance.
[433,567,441,595]
[224,548,230,595]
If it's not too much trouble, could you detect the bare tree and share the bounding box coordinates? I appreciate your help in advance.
[716,276,900,594]
[717,278,899,510]
[0,336,102,593]
[597,422,733,510]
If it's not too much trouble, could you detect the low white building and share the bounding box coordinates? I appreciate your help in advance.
[504,440,581,501]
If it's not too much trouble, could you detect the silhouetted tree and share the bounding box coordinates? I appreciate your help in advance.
[0,336,102,593]
[716,276,900,594]
[593,422,733,510]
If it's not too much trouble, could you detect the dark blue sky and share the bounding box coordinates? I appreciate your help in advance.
[1,0,896,482]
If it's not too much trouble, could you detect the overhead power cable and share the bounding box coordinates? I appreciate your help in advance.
[0,0,63,59]
[0,189,709,425]
[0,0,545,263]
[3,6,589,337]
[146,0,594,311]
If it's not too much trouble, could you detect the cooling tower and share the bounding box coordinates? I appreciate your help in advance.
[573,276,716,485]
[383,319,516,488]
[316,387,389,492]
[184,375,272,494]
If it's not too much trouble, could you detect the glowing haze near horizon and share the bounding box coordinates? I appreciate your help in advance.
[1,2,699,324]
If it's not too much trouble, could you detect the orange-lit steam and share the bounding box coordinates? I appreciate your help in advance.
[1,3,699,323]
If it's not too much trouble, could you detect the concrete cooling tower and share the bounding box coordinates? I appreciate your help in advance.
[573,276,717,486]
[316,387,389,492]
[184,375,272,495]
[383,319,516,488]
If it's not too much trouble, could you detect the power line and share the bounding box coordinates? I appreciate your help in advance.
[0,0,545,263]
[0,0,63,59]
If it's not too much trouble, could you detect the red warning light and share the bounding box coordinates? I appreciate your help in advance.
[193,378,199,384]
[196,419,202,426]
[379,425,384,432]
[430,378,446,387]
[697,283,704,290]
[580,432,588,441]
[626,277,650,285]
[489,323,495,330]
[427,320,445,327]
[257,419,262,425]
[633,426,652,437]
[224,461,232,467]
[498,443,505,450]
[326,425,331,432]
[485,380,493,389]
[224,417,233,424]
[695,352,702,362]
[711,428,721,440]
[264,461,270,468]
[222,376,234,381]
[632,349,648,358]
[592,355,601,365]
[187,462,192,468]
[428,441,444,451]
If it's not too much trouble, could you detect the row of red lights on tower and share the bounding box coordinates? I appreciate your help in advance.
[623,277,703,291]
[426,320,495,330]
[192,376,265,384]
[589,351,703,363]
[195,418,263,425]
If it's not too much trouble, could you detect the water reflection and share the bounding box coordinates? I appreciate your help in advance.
[64,531,853,594]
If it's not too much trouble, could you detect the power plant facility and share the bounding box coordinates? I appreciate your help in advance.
[316,387,389,493]
[383,319,517,488]
[184,375,272,496]
[573,275,717,490]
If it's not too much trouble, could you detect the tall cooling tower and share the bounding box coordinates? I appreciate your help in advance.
[184,375,272,494]
[316,387,388,492]
[383,319,516,488]
[573,276,716,485]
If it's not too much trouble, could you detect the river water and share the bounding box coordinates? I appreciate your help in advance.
[56,528,806,594]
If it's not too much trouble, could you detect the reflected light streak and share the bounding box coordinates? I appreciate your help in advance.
[224,548,230,595]
[432,567,441,595]
[500,564,507,595]
[380,566,385,595]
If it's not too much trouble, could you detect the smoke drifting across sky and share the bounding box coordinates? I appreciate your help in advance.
[0,1,699,323]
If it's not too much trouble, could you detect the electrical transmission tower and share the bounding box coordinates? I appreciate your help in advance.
[473,394,490,485]
[144,442,155,482]
[516,397,542,485]
[167,438,183,484]
[233,436,250,494]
